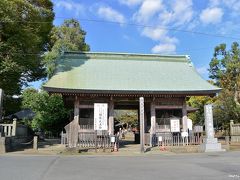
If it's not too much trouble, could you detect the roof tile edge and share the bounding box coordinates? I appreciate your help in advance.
[62,51,189,62]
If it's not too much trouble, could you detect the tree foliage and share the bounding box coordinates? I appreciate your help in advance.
[115,110,138,127]
[22,88,69,133]
[187,96,215,125]
[44,19,90,77]
[209,42,240,127]
[0,0,54,95]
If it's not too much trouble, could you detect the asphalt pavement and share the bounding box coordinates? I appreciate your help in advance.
[0,151,240,180]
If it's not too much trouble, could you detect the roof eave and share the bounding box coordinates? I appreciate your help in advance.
[43,87,221,96]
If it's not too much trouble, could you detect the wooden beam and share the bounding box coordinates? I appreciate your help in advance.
[155,105,183,109]
[79,104,94,109]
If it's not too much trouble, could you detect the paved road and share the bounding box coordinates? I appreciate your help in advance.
[0,152,240,180]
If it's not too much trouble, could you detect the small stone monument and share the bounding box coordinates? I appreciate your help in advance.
[200,104,225,152]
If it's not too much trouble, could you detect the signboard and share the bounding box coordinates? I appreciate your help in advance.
[158,136,162,142]
[94,103,108,130]
[187,118,193,131]
[194,125,203,133]
[181,131,188,137]
[170,118,180,132]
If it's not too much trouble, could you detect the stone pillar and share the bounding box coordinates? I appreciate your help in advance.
[200,104,224,152]
[33,136,38,150]
[150,102,156,146]
[182,99,188,132]
[139,97,145,153]
[0,89,3,121]
[12,119,17,136]
[0,137,6,153]
[108,100,114,135]
[230,120,234,136]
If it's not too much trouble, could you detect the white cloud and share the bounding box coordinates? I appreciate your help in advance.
[200,7,223,24]
[133,0,164,23]
[196,66,208,76]
[142,27,178,44]
[171,0,193,26]
[55,1,85,16]
[132,0,194,54]
[152,43,176,54]
[209,0,221,7]
[118,0,143,6]
[158,0,193,26]
[97,6,125,24]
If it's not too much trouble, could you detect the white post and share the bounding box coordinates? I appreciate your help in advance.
[139,97,145,153]
[230,120,234,136]
[12,119,17,136]
[33,136,38,150]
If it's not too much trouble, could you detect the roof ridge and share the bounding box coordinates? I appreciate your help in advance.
[63,51,189,58]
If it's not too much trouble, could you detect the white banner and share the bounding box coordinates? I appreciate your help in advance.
[187,118,193,131]
[94,103,108,130]
[170,118,180,132]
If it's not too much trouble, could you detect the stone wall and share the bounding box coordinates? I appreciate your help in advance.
[0,136,31,153]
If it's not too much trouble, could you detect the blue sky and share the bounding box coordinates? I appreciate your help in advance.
[30,0,240,88]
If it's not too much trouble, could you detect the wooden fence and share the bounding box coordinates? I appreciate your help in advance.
[230,120,240,142]
[230,120,240,135]
[61,125,114,149]
[0,120,17,137]
[150,133,202,146]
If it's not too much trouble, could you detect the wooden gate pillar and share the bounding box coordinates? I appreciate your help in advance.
[150,101,156,146]
[74,96,80,122]
[69,96,80,147]
[182,99,188,132]
[108,100,114,135]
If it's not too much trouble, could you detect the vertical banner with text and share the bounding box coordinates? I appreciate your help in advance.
[94,103,108,131]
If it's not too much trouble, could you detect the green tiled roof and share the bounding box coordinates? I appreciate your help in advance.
[43,52,221,95]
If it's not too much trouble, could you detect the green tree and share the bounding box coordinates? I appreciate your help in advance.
[44,19,90,77]
[115,110,138,127]
[0,0,54,95]
[209,42,240,126]
[187,96,215,125]
[22,88,69,134]
[209,42,240,105]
